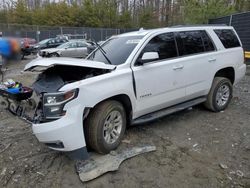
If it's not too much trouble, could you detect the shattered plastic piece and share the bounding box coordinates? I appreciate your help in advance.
[77,145,156,182]
[219,163,228,169]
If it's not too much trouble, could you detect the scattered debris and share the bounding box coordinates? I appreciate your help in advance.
[213,140,220,143]
[0,143,12,154]
[227,174,233,181]
[188,138,191,141]
[36,172,45,177]
[236,170,244,177]
[1,167,7,176]
[219,163,228,169]
[192,143,198,148]
[76,145,156,182]
[122,139,131,144]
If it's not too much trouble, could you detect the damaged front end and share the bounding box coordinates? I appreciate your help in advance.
[24,58,116,123]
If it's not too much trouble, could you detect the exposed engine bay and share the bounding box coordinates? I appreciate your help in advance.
[0,64,112,123]
[32,65,110,93]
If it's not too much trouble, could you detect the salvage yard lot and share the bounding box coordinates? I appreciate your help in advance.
[0,57,250,188]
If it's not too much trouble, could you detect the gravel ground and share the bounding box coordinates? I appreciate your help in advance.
[0,57,250,188]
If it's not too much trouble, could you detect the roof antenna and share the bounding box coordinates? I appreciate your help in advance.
[139,28,144,31]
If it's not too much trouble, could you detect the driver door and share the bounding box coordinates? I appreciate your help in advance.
[132,32,186,117]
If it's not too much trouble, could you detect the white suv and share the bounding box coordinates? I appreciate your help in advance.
[24,26,246,159]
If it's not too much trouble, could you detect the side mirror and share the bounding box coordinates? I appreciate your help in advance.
[137,52,159,65]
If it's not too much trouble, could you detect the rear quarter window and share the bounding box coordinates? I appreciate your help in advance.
[214,29,241,49]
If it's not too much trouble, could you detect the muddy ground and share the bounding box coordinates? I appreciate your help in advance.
[0,57,250,188]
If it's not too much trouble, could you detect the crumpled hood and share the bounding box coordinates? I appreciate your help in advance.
[24,57,116,72]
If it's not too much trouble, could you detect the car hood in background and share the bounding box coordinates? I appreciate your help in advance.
[24,57,116,72]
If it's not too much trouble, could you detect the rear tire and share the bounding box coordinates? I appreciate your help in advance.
[204,77,233,112]
[84,100,126,154]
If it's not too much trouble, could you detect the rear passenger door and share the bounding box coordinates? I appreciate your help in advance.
[174,30,216,100]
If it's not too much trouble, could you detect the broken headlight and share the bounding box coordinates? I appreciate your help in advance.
[43,89,78,119]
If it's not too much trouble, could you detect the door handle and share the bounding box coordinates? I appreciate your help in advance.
[173,65,184,70]
[208,58,216,62]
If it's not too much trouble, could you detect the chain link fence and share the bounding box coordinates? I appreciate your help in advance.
[209,11,250,52]
[0,23,136,42]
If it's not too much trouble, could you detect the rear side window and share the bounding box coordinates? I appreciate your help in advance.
[176,31,204,56]
[200,31,215,52]
[214,29,241,49]
[140,32,178,61]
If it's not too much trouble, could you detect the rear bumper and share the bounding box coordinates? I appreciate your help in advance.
[235,64,246,84]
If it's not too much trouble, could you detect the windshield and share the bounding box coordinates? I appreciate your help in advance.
[88,36,143,65]
[38,39,50,45]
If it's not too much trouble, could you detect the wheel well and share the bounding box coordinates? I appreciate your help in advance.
[106,94,133,125]
[214,67,235,84]
[84,94,133,126]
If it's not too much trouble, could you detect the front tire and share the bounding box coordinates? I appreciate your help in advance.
[50,53,60,57]
[204,77,233,112]
[85,100,126,154]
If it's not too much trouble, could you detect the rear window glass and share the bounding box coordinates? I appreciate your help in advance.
[214,29,241,49]
[176,31,204,56]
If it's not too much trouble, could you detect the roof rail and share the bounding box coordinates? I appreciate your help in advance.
[170,24,228,28]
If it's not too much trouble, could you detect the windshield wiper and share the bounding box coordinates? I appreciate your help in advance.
[94,42,112,65]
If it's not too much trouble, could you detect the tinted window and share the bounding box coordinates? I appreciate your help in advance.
[140,32,177,61]
[176,31,204,56]
[201,31,215,52]
[214,29,241,49]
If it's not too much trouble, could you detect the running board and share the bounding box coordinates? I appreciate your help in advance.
[132,97,206,125]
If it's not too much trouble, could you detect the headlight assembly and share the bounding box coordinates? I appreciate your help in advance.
[43,89,78,119]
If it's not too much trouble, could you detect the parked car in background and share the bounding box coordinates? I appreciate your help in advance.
[19,38,36,59]
[32,38,68,54]
[39,40,92,58]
